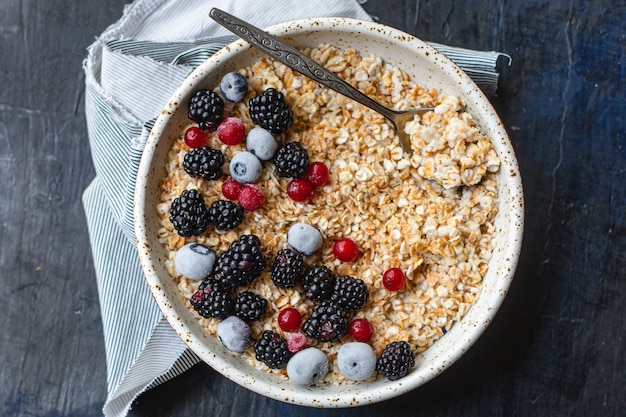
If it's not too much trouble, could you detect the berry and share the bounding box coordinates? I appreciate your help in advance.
[333,237,359,262]
[246,127,277,160]
[174,243,216,280]
[208,199,244,230]
[337,342,377,381]
[270,249,304,289]
[273,142,309,178]
[190,279,234,320]
[229,151,262,184]
[238,184,265,211]
[217,316,251,352]
[214,234,266,288]
[303,301,349,343]
[221,178,243,200]
[219,72,248,102]
[302,265,336,301]
[286,348,329,386]
[188,89,224,130]
[169,189,210,237]
[248,88,293,133]
[254,330,292,369]
[217,117,246,145]
[331,276,370,310]
[349,318,374,342]
[234,291,268,322]
[306,161,329,187]
[184,126,205,148]
[287,223,323,255]
[278,307,302,332]
[286,332,307,353]
[287,178,315,202]
[383,268,406,291]
[183,146,225,181]
[375,341,416,381]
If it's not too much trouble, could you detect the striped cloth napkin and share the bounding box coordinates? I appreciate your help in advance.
[82,0,508,416]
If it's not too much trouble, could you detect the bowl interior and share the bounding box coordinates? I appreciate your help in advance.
[135,17,523,407]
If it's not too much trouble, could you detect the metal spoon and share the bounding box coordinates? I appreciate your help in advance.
[209,8,433,153]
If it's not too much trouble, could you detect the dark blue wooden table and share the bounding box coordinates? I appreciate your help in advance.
[1,1,624,416]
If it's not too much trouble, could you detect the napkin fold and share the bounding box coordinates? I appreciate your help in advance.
[82,1,509,416]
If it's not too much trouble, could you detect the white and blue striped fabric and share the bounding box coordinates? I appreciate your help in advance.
[82,1,508,416]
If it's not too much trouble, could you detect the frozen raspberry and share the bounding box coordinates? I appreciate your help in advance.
[184,126,205,148]
[305,162,329,187]
[217,117,246,145]
[286,332,307,353]
[333,238,359,262]
[349,318,374,342]
[221,178,243,201]
[287,178,315,202]
[238,184,265,211]
[382,268,406,291]
[278,307,302,332]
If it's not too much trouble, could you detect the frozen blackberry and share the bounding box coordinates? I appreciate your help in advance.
[303,265,336,301]
[270,249,304,289]
[331,276,370,310]
[303,301,349,343]
[188,89,224,130]
[254,330,292,369]
[208,199,244,230]
[183,146,225,181]
[214,235,266,288]
[273,142,309,178]
[169,189,210,237]
[189,279,234,320]
[235,291,268,322]
[248,88,293,133]
[375,341,416,381]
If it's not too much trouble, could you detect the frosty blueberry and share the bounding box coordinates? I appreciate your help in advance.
[229,151,263,184]
[286,348,328,386]
[287,223,323,255]
[217,316,251,352]
[337,342,376,381]
[246,127,278,160]
[219,72,248,102]
[174,243,216,280]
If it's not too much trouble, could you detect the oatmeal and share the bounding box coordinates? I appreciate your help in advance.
[157,44,500,384]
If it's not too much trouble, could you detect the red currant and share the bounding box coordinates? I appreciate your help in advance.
[184,126,205,148]
[216,117,246,145]
[287,178,315,202]
[333,238,359,262]
[305,161,329,187]
[238,184,265,211]
[382,267,406,291]
[349,318,374,342]
[278,307,302,332]
[286,332,307,353]
[221,178,243,200]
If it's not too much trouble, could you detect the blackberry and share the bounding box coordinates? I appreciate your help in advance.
[208,199,244,230]
[375,341,415,381]
[331,276,370,310]
[214,235,266,288]
[169,189,210,237]
[248,88,293,133]
[254,330,292,369]
[235,291,268,322]
[270,249,304,289]
[303,265,336,301]
[273,142,309,178]
[188,89,224,130]
[303,301,349,343]
[183,146,225,181]
[189,279,234,320]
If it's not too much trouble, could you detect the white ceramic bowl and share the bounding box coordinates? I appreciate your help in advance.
[135,17,523,407]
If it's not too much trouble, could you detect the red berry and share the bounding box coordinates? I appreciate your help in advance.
[221,178,243,200]
[184,126,205,148]
[286,332,307,353]
[278,307,302,332]
[382,268,406,291]
[238,184,265,211]
[287,178,315,202]
[349,318,374,342]
[306,161,329,187]
[333,238,359,262]
[216,117,246,145]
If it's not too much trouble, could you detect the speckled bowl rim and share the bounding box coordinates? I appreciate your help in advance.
[135,17,524,408]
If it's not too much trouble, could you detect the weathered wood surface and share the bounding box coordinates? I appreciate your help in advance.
[0,0,623,416]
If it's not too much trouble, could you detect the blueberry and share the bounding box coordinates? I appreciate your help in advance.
[286,347,328,386]
[174,243,216,280]
[337,342,376,381]
[287,223,323,255]
[229,151,262,184]
[216,316,251,352]
[219,72,248,102]
[246,127,278,160]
